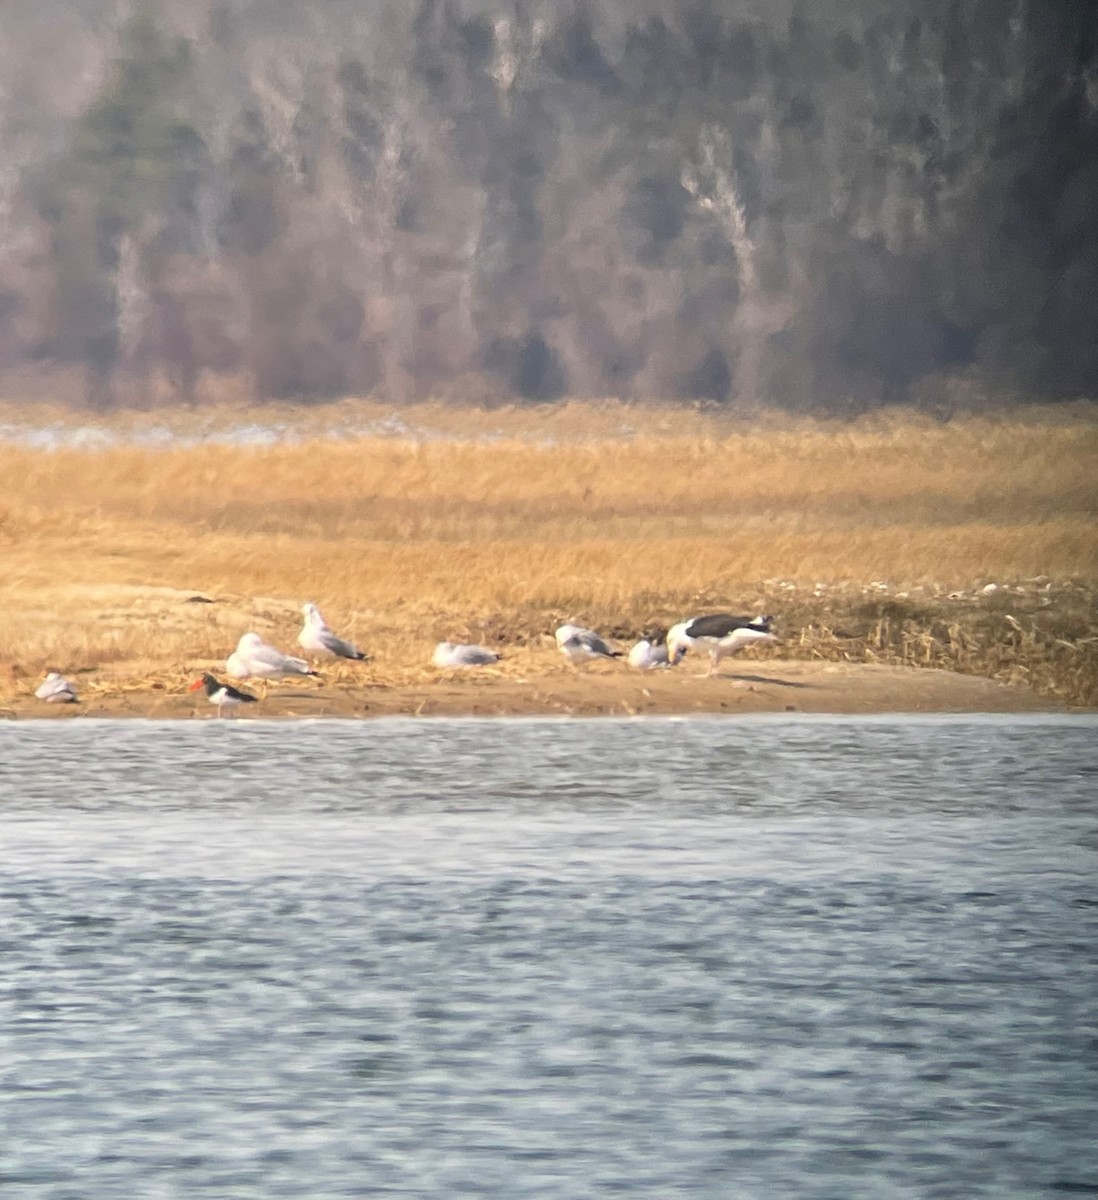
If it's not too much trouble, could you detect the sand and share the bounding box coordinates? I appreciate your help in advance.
[1,657,1064,721]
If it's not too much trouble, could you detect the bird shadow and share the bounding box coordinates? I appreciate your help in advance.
[727,672,811,689]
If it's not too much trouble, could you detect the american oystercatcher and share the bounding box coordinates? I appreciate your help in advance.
[666,613,778,676]
[189,672,258,717]
[34,671,79,703]
[226,632,318,683]
[432,641,501,668]
[298,602,369,662]
[554,624,623,668]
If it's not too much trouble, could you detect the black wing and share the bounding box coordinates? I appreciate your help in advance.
[684,613,761,639]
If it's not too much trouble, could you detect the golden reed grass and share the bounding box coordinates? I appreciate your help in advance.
[1,400,1096,705]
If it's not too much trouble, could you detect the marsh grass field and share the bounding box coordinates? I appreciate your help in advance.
[1,399,1096,715]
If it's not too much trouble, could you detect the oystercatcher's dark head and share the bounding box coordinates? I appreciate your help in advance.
[188,673,218,695]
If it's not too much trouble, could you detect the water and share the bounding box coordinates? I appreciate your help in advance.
[0,412,569,451]
[1,715,1096,1199]
[0,415,424,450]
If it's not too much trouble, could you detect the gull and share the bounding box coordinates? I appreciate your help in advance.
[35,671,78,703]
[226,632,318,688]
[627,638,675,671]
[555,624,623,668]
[298,602,368,662]
[188,672,258,718]
[433,642,501,669]
[667,614,778,677]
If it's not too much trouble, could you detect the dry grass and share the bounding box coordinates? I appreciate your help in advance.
[1,400,1096,706]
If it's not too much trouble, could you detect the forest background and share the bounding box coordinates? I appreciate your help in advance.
[0,0,1094,412]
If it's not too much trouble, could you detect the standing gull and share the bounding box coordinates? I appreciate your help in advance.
[189,672,258,718]
[298,602,368,662]
[35,671,78,703]
[432,642,501,669]
[667,614,778,677]
[226,632,318,685]
[554,624,623,668]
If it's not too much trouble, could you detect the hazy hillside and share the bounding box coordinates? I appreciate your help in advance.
[0,0,1095,410]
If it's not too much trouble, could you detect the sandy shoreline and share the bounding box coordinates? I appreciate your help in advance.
[0,660,1069,721]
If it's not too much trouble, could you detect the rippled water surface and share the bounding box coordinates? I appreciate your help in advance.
[2,715,1096,1199]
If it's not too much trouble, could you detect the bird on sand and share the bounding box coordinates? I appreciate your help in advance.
[298,602,369,662]
[226,632,318,688]
[432,642,501,669]
[555,624,623,668]
[189,672,258,717]
[666,614,778,677]
[627,638,675,671]
[34,671,79,703]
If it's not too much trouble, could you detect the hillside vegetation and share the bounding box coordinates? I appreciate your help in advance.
[0,1,1095,411]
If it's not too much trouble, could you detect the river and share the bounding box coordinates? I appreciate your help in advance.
[1,715,1095,1198]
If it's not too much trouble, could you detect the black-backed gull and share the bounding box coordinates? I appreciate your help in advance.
[666,613,777,676]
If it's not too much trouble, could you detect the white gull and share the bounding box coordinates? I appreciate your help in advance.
[554,624,623,667]
[432,642,501,669]
[627,638,674,670]
[35,671,79,703]
[227,632,318,681]
[298,602,368,661]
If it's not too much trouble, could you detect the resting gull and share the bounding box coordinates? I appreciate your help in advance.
[432,642,501,669]
[189,672,258,718]
[667,614,778,677]
[555,624,623,667]
[298,602,368,662]
[227,632,318,683]
[35,671,78,703]
[627,638,675,671]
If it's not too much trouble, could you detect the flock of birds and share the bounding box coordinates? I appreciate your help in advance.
[33,605,779,717]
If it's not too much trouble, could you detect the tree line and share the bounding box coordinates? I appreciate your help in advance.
[0,0,1094,410]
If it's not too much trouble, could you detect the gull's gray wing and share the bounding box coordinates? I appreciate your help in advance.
[578,631,619,658]
[253,642,313,674]
[454,644,498,666]
[317,629,366,660]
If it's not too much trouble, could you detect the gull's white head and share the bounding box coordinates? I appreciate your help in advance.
[431,642,456,668]
[627,640,653,670]
[302,602,325,625]
[666,622,690,665]
[237,631,267,651]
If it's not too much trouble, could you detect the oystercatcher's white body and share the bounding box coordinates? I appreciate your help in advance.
[34,671,78,703]
[432,642,500,669]
[298,603,368,661]
[627,639,674,671]
[667,614,778,676]
[226,632,317,682]
[554,624,622,667]
[189,672,258,717]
